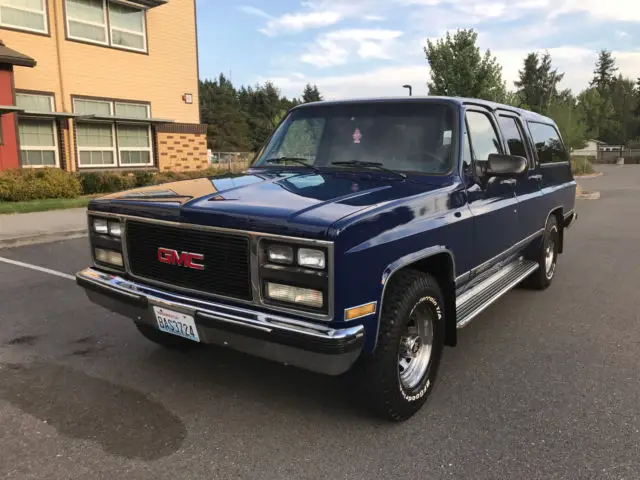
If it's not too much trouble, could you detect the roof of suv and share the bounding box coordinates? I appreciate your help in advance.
[292,95,555,124]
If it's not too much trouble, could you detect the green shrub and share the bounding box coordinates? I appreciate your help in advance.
[134,171,154,187]
[0,168,82,202]
[77,171,137,195]
[571,157,596,176]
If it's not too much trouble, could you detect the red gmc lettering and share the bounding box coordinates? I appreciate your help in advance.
[157,247,205,270]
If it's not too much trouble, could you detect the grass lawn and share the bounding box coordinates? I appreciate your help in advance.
[0,196,92,214]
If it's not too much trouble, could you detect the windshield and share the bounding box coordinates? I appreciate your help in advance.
[251,101,457,176]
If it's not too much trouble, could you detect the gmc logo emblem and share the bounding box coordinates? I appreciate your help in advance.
[157,247,205,270]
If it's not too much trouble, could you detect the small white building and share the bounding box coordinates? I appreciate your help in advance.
[571,139,605,155]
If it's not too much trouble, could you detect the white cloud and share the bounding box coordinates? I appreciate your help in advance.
[260,11,343,36]
[241,0,640,100]
[260,64,431,99]
[264,48,640,100]
[301,29,404,67]
[241,0,640,37]
[550,0,640,21]
[237,5,272,19]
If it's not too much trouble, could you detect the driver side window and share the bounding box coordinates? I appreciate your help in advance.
[465,110,501,178]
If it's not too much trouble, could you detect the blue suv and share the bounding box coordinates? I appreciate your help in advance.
[76,96,578,421]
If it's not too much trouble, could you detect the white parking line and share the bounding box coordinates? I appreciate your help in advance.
[0,256,76,281]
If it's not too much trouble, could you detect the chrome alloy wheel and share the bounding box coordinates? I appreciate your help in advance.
[398,298,434,390]
[545,226,558,279]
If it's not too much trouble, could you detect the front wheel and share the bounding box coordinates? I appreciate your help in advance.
[352,269,445,421]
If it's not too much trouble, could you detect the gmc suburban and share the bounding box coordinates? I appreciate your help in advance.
[76,96,578,421]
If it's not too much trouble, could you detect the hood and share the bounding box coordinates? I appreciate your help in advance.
[90,170,449,239]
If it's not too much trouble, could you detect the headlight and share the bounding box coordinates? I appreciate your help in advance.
[266,282,323,308]
[94,248,123,267]
[108,221,121,237]
[93,218,108,234]
[297,248,325,269]
[267,244,294,264]
[92,217,122,238]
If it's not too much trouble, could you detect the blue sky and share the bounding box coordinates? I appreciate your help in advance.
[195,0,640,100]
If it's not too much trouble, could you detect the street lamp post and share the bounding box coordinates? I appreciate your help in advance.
[402,84,412,96]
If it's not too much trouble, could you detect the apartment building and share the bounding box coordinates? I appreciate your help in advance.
[0,0,207,172]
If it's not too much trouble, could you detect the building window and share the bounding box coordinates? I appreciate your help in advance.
[0,0,48,34]
[65,0,146,52]
[77,122,116,167]
[16,92,59,168]
[73,97,153,168]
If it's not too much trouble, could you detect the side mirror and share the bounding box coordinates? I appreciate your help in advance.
[486,154,527,177]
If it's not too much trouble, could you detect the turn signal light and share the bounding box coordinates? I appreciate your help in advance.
[344,302,377,320]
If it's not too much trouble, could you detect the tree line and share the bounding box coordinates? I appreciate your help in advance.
[199,76,322,152]
[200,27,640,153]
[424,29,640,150]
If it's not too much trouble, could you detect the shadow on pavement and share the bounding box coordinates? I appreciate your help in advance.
[0,361,187,461]
[143,344,367,421]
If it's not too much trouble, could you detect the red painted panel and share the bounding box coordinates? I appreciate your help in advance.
[0,66,19,171]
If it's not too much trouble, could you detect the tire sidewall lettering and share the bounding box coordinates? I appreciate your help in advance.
[398,294,442,403]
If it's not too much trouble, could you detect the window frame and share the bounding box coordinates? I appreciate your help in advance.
[0,0,49,35]
[108,1,147,52]
[116,122,154,167]
[16,92,59,169]
[526,120,570,166]
[72,97,154,169]
[19,119,60,169]
[497,113,535,170]
[76,120,118,168]
[64,0,148,53]
[464,107,503,163]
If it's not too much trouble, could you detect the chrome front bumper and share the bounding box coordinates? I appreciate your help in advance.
[76,268,365,376]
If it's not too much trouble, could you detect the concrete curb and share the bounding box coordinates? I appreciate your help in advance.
[575,172,604,179]
[0,228,88,249]
[577,191,601,200]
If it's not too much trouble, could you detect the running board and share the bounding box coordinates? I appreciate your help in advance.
[456,259,539,329]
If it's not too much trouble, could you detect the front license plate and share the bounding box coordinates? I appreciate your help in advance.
[152,306,200,342]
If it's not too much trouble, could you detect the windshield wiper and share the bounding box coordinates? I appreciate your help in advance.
[331,160,407,179]
[264,156,321,174]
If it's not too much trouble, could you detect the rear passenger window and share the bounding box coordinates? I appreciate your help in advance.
[465,111,500,162]
[527,122,568,164]
[498,116,529,161]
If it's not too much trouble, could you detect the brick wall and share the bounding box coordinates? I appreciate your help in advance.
[156,123,208,172]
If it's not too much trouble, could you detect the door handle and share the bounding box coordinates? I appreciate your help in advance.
[530,174,542,182]
[500,178,516,186]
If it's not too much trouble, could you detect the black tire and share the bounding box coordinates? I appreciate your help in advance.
[521,215,560,290]
[135,323,202,352]
[352,269,445,422]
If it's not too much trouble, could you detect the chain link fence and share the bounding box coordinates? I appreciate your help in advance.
[207,151,253,172]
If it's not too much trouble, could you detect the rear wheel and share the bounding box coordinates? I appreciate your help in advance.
[135,323,202,352]
[352,269,445,421]
[522,215,560,290]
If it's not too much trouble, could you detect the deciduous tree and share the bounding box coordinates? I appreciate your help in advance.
[424,29,507,102]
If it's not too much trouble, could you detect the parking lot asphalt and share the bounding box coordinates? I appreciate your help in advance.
[0,165,639,480]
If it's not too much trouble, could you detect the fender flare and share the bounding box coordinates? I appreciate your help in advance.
[372,245,456,350]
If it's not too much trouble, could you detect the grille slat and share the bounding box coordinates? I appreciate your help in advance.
[125,221,252,300]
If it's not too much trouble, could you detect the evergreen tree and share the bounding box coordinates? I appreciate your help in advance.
[513,51,564,114]
[590,49,618,92]
[302,84,323,103]
[199,74,250,152]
